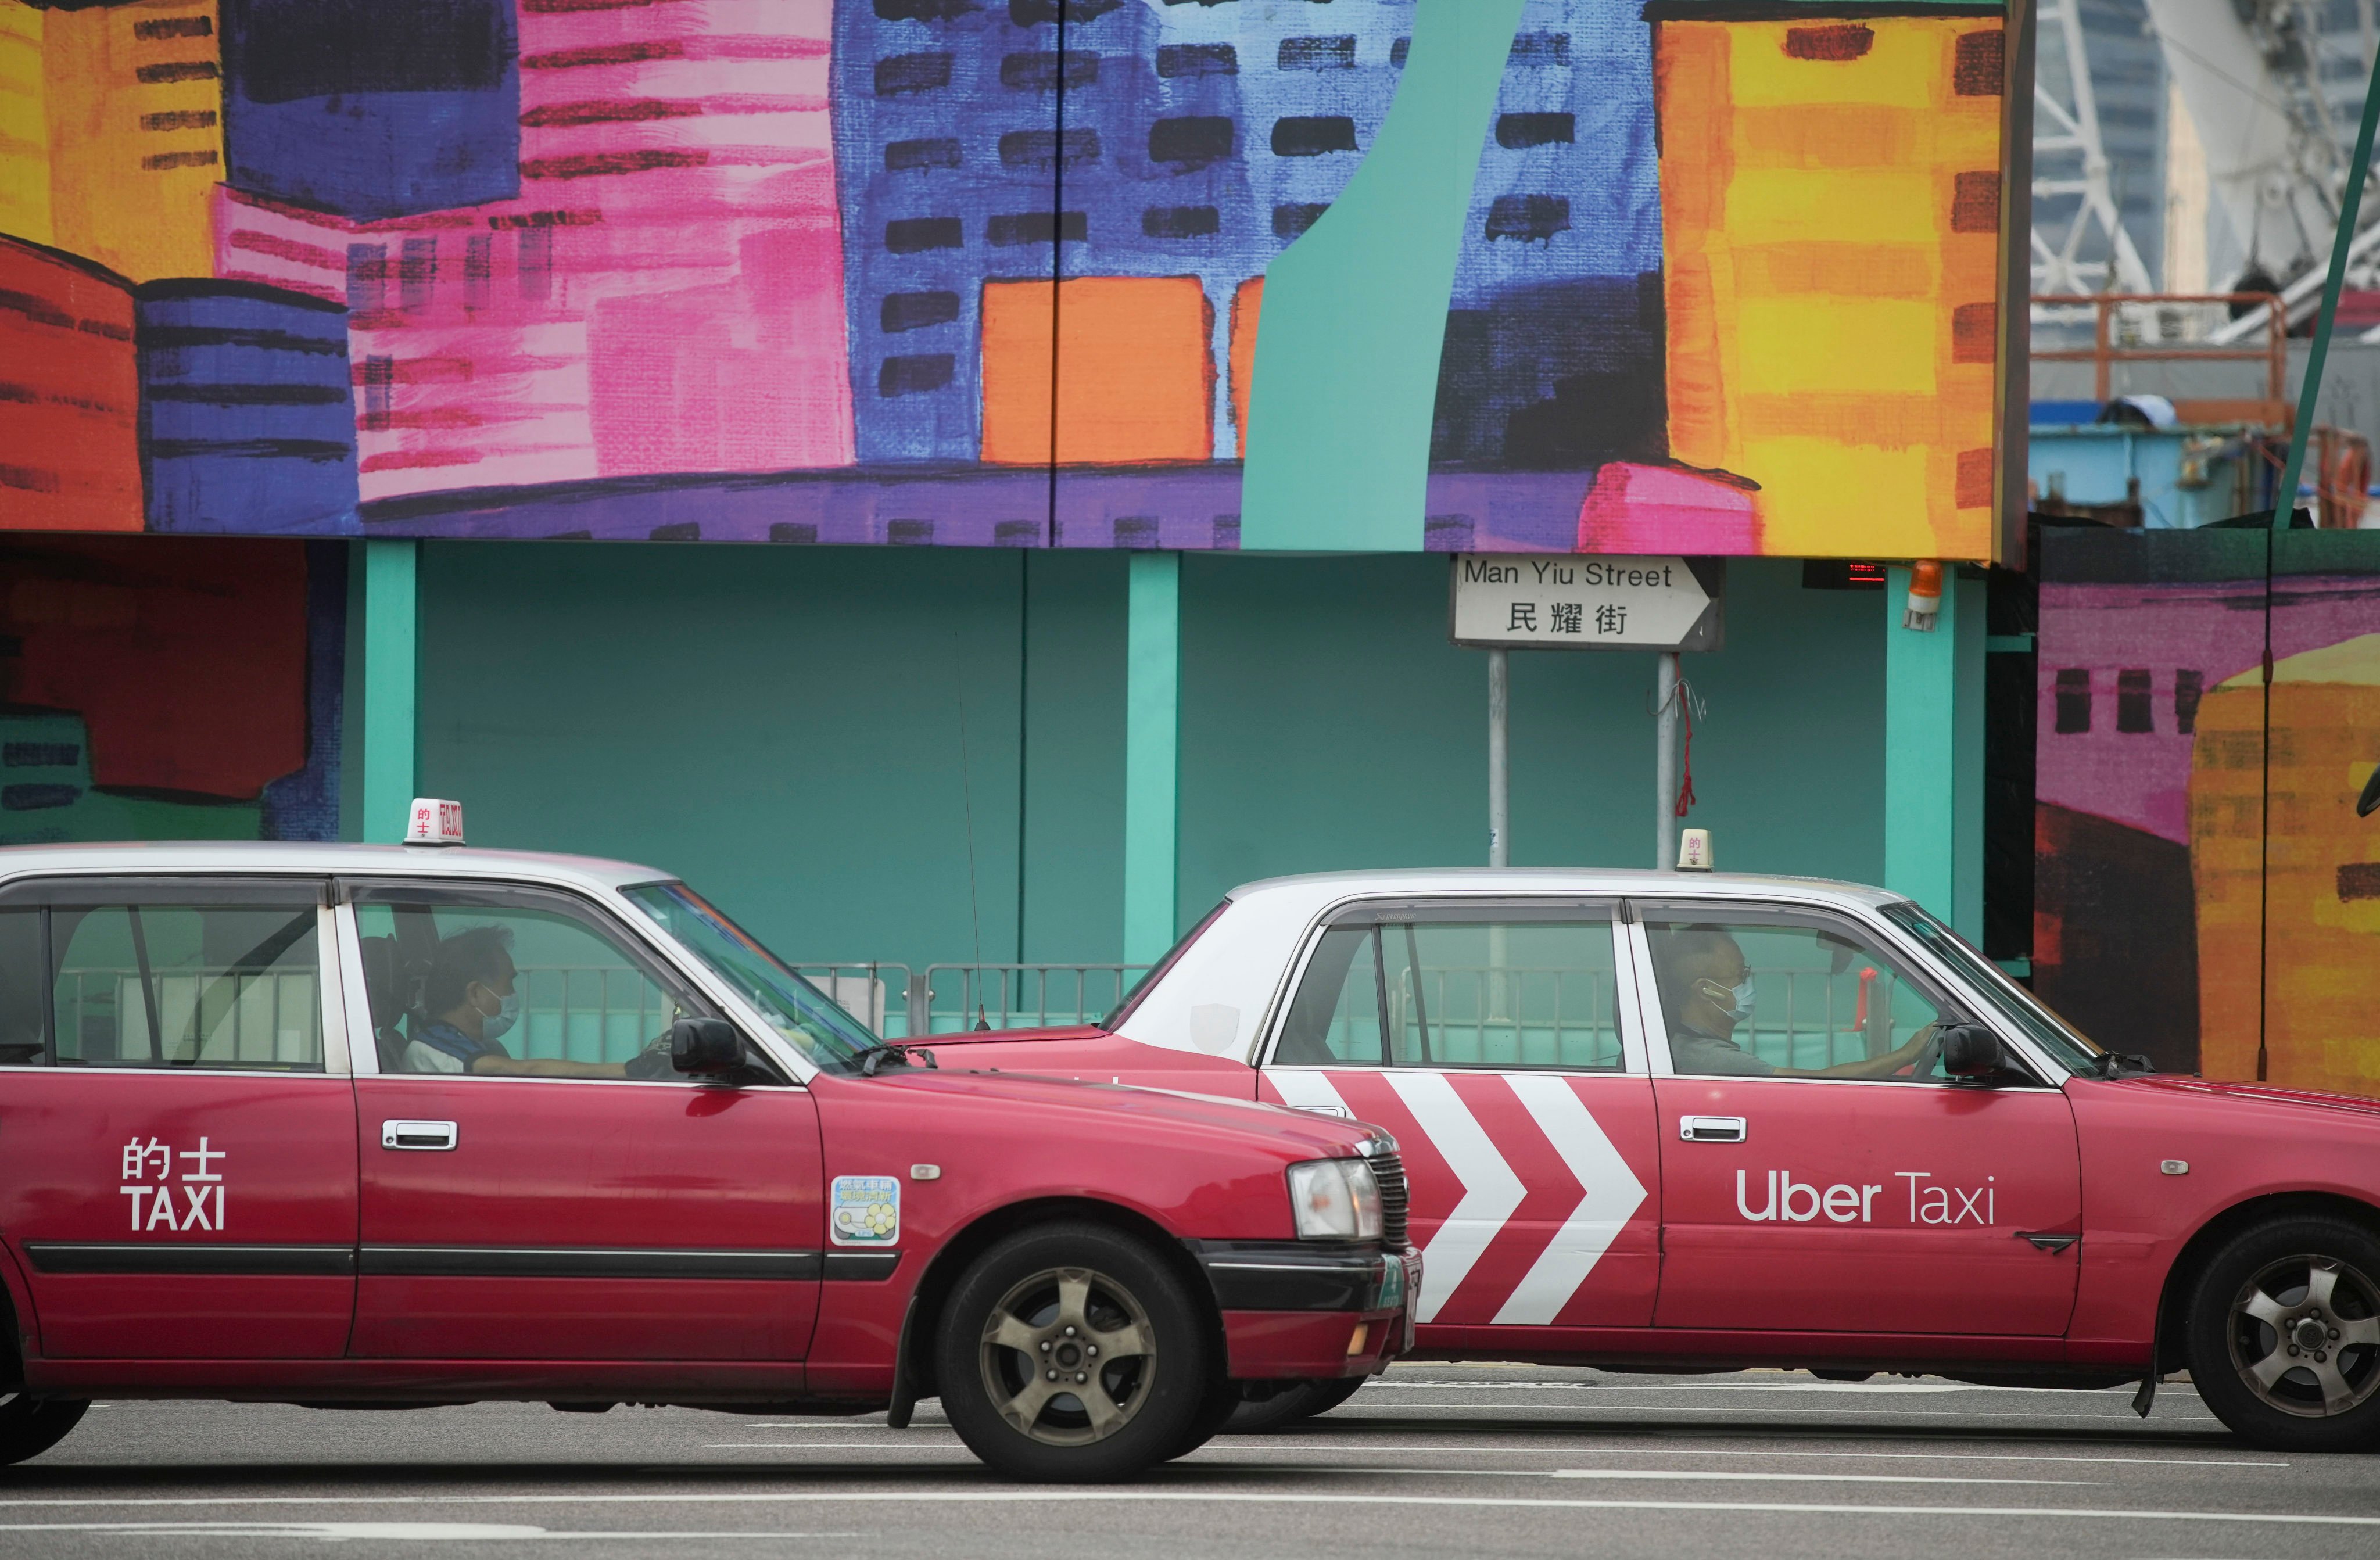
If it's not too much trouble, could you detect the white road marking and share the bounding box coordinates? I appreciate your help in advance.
[707,1443,970,1450]
[0,1493,2361,1529]
[1359,1402,2220,1419]
[1383,1071,1525,1321]
[0,1525,859,1541]
[1492,1076,1647,1325]
[1550,1469,2095,1486]
[1191,1444,2281,1468]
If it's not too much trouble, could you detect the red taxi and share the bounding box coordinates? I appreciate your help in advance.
[931,869,2380,1452]
[0,835,1415,1480]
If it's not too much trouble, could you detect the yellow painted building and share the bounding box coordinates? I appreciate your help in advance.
[0,2,46,245]
[2192,634,2380,1093]
[23,0,223,282]
[1655,13,2004,559]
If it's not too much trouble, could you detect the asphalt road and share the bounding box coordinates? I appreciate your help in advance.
[2,1364,2374,1558]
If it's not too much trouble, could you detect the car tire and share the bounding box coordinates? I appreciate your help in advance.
[2185,1214,2380,1453]
[936,1221,1210,1482]
[1223,1376,1364,1435]
[0,1396,87,1465]
[1164,1373,1242,1461]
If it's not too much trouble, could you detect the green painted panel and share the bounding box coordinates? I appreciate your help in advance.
[1020,550,1127,966]
[1883,564,1956,920]
[1663,559,1885,885]
[415,543,1024,978]
[1178,555,1886,921]
[360,538,418,844]
[1124,552,1181,962]
[1239,0,1528,553]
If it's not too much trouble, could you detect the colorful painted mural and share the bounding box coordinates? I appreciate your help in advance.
[1,0,2010,557]
[0,536,343,845]
[2034,528,2380,1095]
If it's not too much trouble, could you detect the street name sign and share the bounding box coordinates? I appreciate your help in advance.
[1449,554,1724,652]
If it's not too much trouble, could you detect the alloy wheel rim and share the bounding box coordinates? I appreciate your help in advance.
[2227,1254,2380,1418]
[978,1264,1156,1446]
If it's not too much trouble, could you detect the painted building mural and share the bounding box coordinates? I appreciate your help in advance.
[2,0,2010,555]
[2035,529,2380,1097]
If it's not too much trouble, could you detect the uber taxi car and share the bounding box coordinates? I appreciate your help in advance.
[0,833,1416,1480]
[931,869,2380,1452]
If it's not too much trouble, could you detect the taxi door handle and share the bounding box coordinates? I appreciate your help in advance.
[1679,1116,1747,1143]
[381,1120,458,1151]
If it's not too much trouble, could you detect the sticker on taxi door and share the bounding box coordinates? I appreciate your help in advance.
[830,1175,901,1246]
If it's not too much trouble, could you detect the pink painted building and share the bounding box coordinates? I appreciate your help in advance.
[213,0,854,503]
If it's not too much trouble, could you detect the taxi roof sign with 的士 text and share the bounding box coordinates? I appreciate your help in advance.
[1449,555,1723,652]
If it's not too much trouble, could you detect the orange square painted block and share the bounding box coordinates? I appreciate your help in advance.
[981,277,1214,466]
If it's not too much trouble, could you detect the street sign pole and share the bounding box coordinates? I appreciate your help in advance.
[1451,554,1723,872]
[1654,651,1680,871]
[1487,647,1510,869]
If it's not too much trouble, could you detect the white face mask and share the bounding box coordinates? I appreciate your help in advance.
[479,989,521,1042]
[1697,976,1756,1024]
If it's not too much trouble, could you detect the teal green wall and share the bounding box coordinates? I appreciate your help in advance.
[1174,555,1883,931]
[417,542,1028,972]
[414,545,1884,974]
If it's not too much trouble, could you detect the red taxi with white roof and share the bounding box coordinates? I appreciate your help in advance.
[933,869,2380,1451]
[0,814,1416,1480]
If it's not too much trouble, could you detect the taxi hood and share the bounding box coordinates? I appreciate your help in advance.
[2104,1075,2380,1122]
[829,1065,1378,1160]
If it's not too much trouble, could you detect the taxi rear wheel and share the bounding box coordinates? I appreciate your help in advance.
[0,1396,87,1465]
[2187,1215,2380,1452]
[936,1222,1209,1481]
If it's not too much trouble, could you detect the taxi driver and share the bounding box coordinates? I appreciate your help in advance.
[405,925,633,1078]
[1655,926,1937,1079]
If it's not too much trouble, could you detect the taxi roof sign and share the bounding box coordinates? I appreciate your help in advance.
[405,798,466,847]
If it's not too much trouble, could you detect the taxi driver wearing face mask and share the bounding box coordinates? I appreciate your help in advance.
[405,924,643,1078]
[1657,926,1937,1078]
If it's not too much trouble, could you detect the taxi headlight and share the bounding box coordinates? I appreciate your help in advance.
[1288,1157,1383,1242]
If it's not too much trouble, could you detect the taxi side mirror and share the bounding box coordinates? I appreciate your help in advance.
[668,1017,743,1075]
[1940,1023,2003,1079]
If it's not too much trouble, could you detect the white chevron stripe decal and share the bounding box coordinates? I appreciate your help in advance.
[1492,1075,1648,1325]
[1264,1069,1354,1120]
[1383,1071,1525,1323]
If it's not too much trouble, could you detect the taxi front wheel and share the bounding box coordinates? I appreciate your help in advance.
[2187,1215,2380,1452]
[935,1222,1210,1481]
[0,1396,87,1465]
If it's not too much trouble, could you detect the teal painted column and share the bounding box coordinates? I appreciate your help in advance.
[1239,0,1527,551]
[1123,551,1181,965]
[1883,566,1983,938]
[360,539,419,844]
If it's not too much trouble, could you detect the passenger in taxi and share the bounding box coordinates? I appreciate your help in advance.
[1653,926,1940,1079]
[404,925,639,1078]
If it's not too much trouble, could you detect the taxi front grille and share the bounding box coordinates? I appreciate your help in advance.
[1372,1151,1409,1249]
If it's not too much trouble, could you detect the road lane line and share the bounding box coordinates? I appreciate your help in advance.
[0,1492,2364,1527]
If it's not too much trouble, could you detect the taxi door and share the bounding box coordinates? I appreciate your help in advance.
[1632,901,2082,1337]
[339,881,824,1362]
[0,878,360,1359]
[1257,901,1661,1335]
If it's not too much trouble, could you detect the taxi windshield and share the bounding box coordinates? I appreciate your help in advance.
[623,883,875,1068]
[1879,900,2105,1075]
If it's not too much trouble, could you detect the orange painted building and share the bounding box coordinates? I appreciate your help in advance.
[2192,635,2380,1093]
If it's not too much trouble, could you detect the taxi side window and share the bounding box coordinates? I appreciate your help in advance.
[1644,911,1948,1080]
[354,891,699,1079]
[1275,912,1624,1071]
[37,897,325,1071]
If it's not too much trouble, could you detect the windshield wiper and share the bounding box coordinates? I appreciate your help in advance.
[2089,1051,2156,1078]
[849,1043,938,1077]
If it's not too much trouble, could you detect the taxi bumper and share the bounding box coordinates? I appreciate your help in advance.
[1188,1241,1421,1380]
